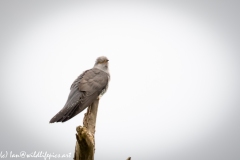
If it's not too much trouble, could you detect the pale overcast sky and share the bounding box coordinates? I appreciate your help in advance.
[0,1,240,160]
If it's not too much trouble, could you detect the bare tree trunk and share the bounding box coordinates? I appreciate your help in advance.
[73,99,131,160]
[74,99,99,160]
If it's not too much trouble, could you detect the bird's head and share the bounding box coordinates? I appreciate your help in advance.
[94,56,109,72]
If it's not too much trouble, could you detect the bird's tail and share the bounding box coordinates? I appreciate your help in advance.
[49,88,83,123]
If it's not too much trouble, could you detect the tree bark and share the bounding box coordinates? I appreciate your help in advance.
[74,99,99,160]
[73,98,131,160]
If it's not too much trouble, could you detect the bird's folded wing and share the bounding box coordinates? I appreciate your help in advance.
[49,68,109,123]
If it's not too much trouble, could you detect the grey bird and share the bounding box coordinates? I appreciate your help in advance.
[49,56,110,123]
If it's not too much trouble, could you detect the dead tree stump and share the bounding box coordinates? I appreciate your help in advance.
[74,99,99,160]
[73,98,131,160]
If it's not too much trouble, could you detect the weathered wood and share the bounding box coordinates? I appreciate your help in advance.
[73,98,131,160]
[74,99,99,160]
[83,98,99,138]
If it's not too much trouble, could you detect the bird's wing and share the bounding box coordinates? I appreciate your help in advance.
[49,68,109,123]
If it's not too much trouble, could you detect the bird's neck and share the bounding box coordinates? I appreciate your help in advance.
[94,64,109,73]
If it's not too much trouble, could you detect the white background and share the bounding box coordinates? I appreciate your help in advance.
[0,1,240,160]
